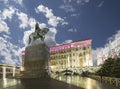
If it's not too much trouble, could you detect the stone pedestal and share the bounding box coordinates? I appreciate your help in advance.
[22,43,50,78]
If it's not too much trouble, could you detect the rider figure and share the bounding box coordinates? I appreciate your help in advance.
[35,23,41,36]
[28,22,49,44]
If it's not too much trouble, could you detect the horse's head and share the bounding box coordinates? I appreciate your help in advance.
[41,28,49,35]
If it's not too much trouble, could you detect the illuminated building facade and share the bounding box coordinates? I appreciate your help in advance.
[0,64,20,78]
[97,31,120,65]
[50,39,93,71]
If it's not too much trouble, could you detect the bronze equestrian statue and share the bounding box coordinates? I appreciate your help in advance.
[28,23,49,44]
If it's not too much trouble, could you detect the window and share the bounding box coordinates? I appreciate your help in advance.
[79,53,82,56]
[83,52,86,55]
[83,47,86,50]
[76,48,78,51]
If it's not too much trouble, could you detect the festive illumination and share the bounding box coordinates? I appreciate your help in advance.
[50,39,92,53]
[50,39,93,71]
[22,51,25,56]
[21,40,92,55]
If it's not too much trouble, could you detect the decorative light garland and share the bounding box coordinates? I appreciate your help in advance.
[50,40,91,53]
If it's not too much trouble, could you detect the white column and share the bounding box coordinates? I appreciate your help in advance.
[85,54,90,66]
[13,67,15,77]
[77,54,79,67]
[67,56,70,68]
[75,53,78,67]
[3,67,6,79]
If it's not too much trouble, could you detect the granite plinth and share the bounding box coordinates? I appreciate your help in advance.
[22,43,50,78]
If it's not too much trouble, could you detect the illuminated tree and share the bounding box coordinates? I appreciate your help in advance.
[96,58,114,76]
[111,58,120,78]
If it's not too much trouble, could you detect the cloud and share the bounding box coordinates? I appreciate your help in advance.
[0,19,9,34]
[39,23,47,29]
[14,0,23,5]
[0,37,21,65]
[2,6,16,20]
[28,18,37,28]
[0,2,67,66]
[97,1,104,7]
[93,29,120,66]
[59,0,90,12]
[2,6,36,30]
[3,34,11,39]
[0,0,23,5]
[0,0,8,4]
[17,8,65,46]
[16,11,29,29]
[23,28,35,46]
[59,4,75,12]
[0,2,23,65]
[36,5,67,27]
[63,40,73,44]
[45,27,57,46]
[16,11,37,29]
[33,5,68,46]
[68,28,77,32]
[107,30,120,43]
[0,6,18,34]
[76,0,90,4]
[16,8,57,47]
[92,48,102,66]
[71,14,80,17]
[0,3,27,66]
[22,17,36,46]
[0,37,7,50]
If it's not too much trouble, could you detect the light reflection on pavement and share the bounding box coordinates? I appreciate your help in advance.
[57,76,119,89]
[0,78,21,88]
[0,76,119,89]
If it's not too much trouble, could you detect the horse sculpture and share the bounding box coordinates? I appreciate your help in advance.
[28,23,49,44]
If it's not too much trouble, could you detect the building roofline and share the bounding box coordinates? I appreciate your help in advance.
[72,38,92,42]
[0,64,21,67]
[50,38,92,48]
